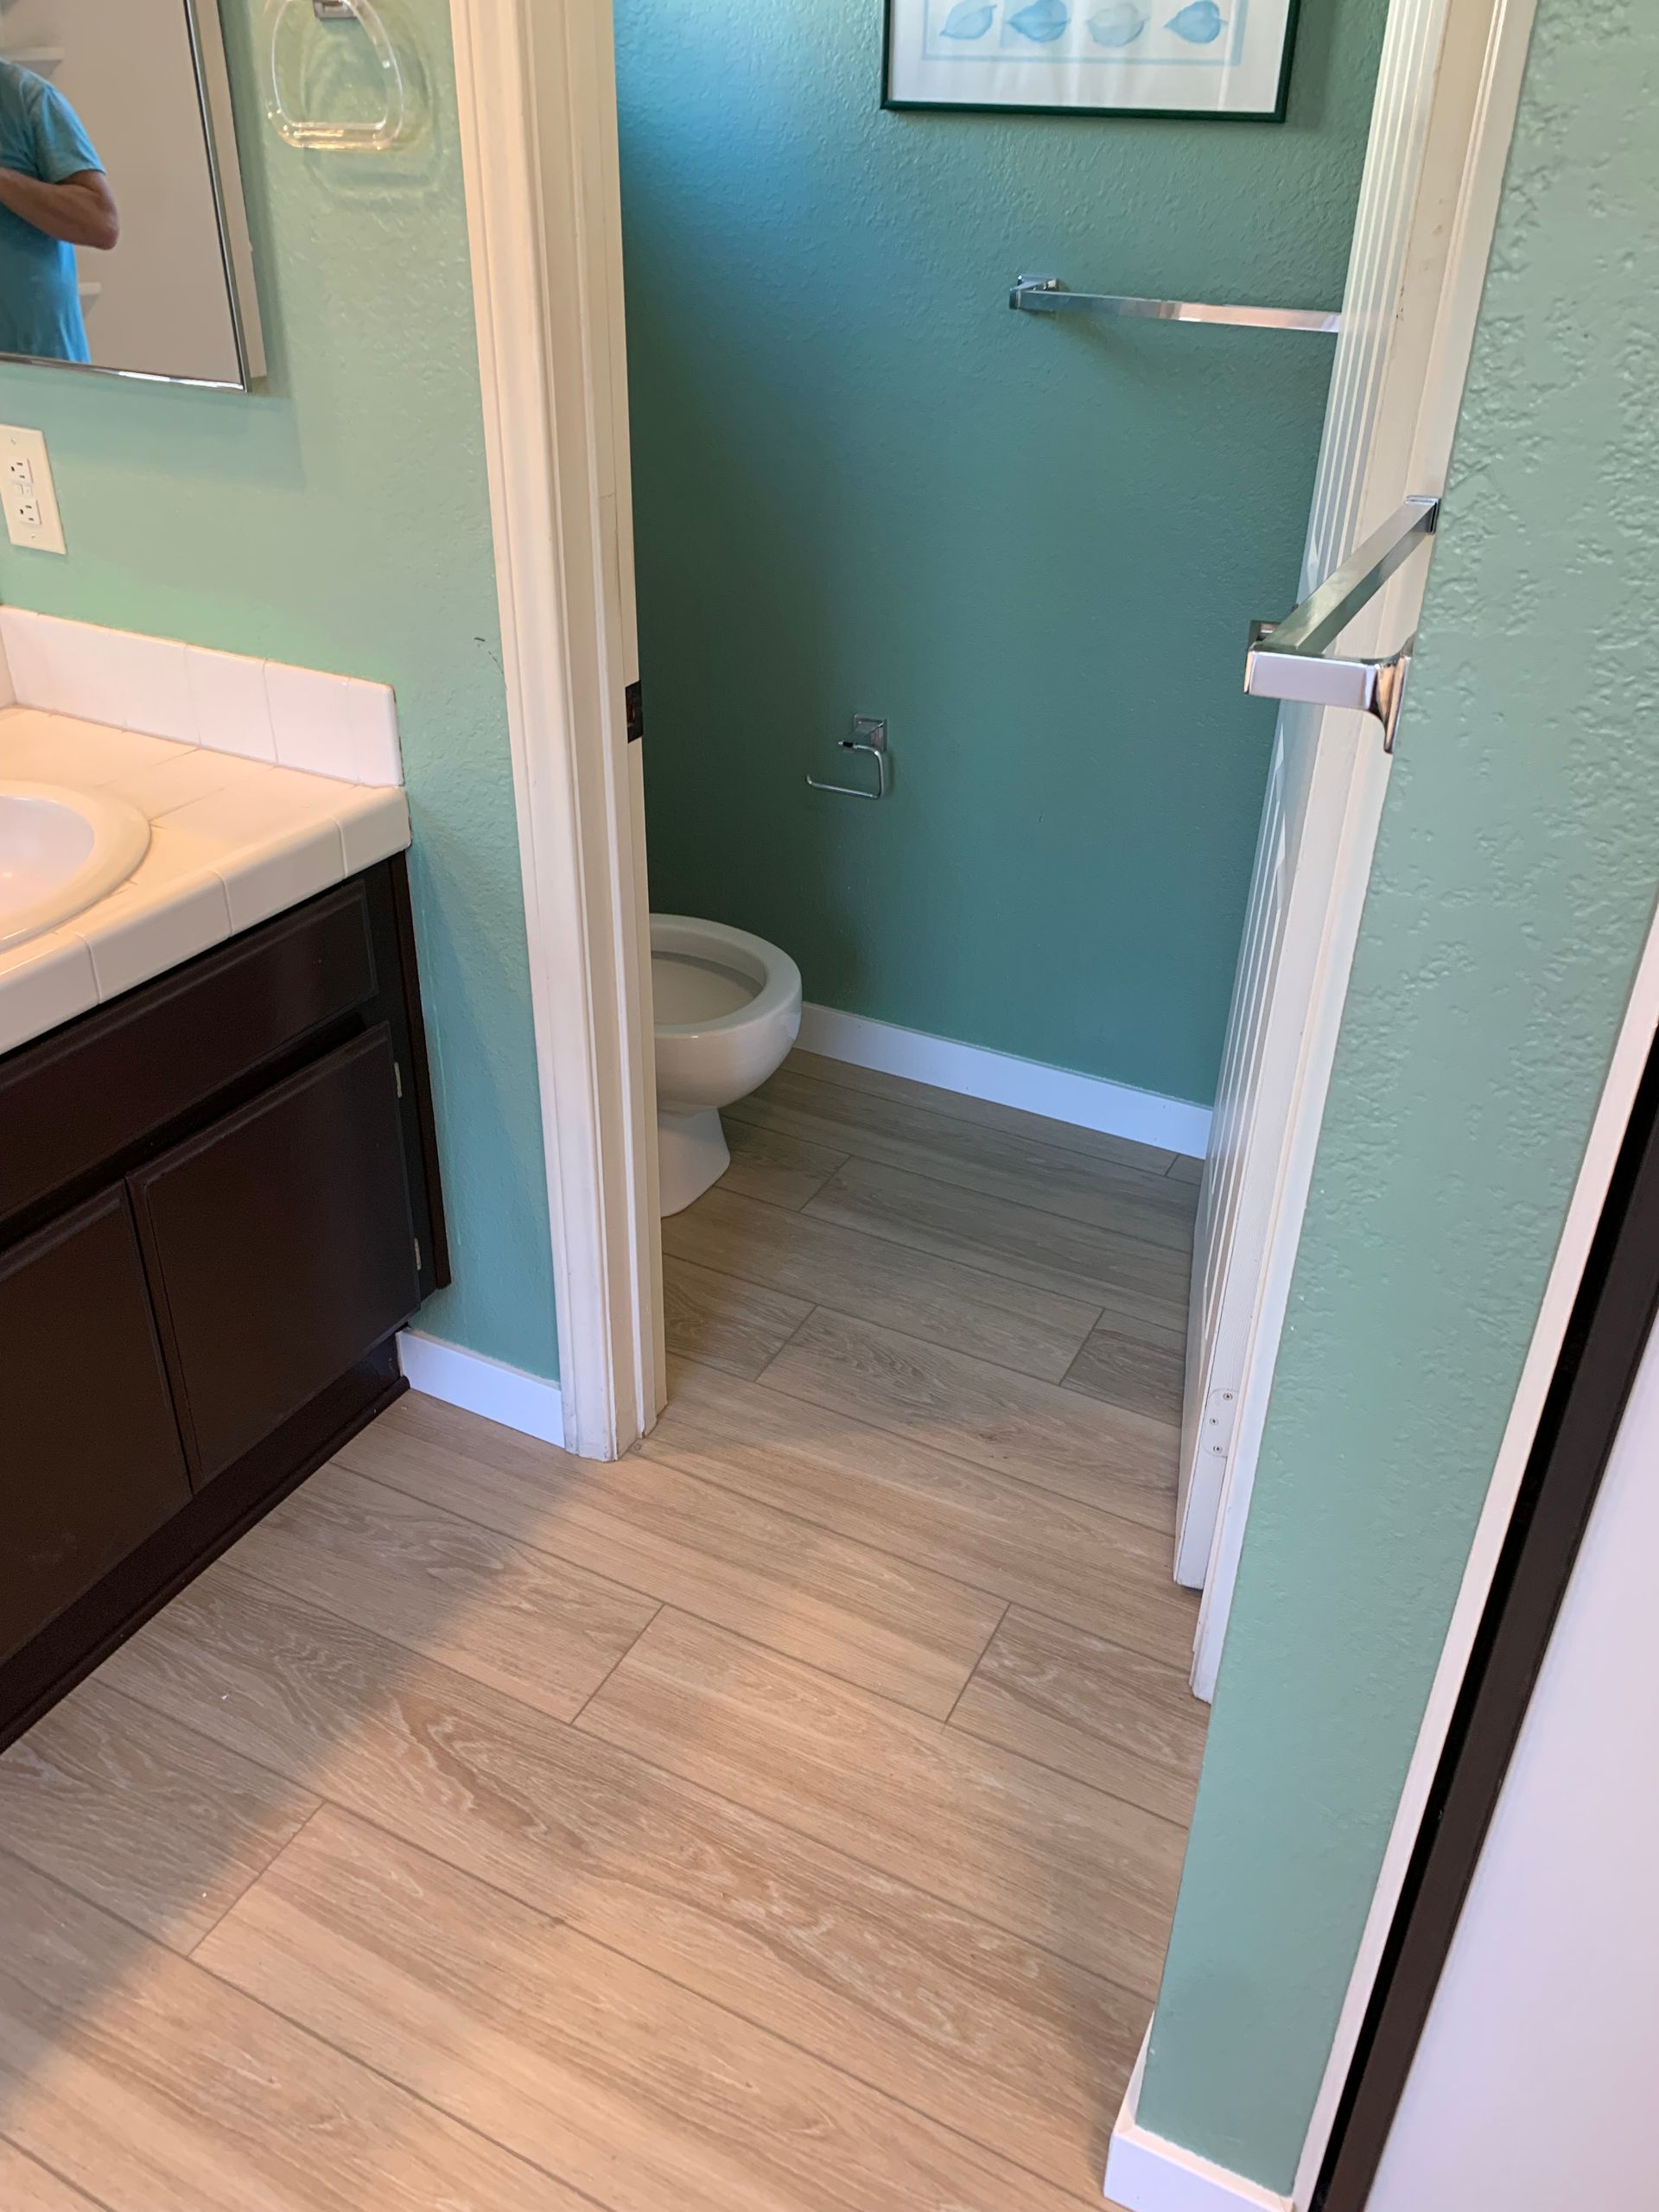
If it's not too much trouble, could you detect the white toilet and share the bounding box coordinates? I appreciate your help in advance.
[651,914,803,1215]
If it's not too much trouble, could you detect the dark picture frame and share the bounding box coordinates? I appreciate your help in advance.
[881,0,1300,123]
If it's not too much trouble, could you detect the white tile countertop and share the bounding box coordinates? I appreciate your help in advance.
[0,707,410,1057]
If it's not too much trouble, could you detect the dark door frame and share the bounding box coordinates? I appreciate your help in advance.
[1313,1027,1659,2209]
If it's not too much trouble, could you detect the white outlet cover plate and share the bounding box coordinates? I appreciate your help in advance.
[0,425,66,555]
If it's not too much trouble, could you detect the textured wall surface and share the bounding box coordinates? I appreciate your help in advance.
[0,0,558,1378]
[615,0,1388,1108]
[1139,0,1659,2186]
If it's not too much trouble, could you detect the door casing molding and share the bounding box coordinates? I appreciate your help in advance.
[447,0,665,1461]
[1181,0,1538,1700]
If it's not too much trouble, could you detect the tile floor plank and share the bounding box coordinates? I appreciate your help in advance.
[642,1358,1199,1666]
[734,1065,1198,1252]
[342,1390,1006,1716]
[0,1675,319,1955]
[663,1252,812,1378]
[228,1459,659,1723]
[200,1806,1080,2212]
[0,1853,591,2212]
[665,1185,1101,1382]
[577,1610,1186,1999]
[784,1049,1177,1177]
[807,1155,1191,1326]
[97,1565,1148,2196]
[719,1114,848,1210]
[1062,1323,1186,1425]
[0,2139,109,2210]
[948,1609,1207,1826]
[761,1309,1181,1532]
[1165,1154,1204,1185]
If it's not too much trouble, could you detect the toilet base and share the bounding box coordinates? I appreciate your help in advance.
[658,1107,730,1217]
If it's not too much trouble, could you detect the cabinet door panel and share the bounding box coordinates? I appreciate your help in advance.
[130,1028,420,1485]
[0,1189,192,1663]
[0,881,378,1233]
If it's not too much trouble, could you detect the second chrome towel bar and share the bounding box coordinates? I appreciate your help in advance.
[1245,495,1441,750]
[1010,276,1342,334]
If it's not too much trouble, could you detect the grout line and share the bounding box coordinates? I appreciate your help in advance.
[939,1601,1010,1732]
[778,1051,1181,1175]
[184,1796,1123,2210]
[569,1599,1194,1840]
[181,1797,330,1962]
[751,1108,1200,1245]
[568,1602,665,1725]
[753,1063,1198,1195]
[0,2134,121,2212]
[293,1452,668,1615]
[742,1339,1182,1523]
[0,1840,621,2212]
[645,1357,1192,1649]
[681,1170,1122,1333]
[798,1157,1192,1309]
[563,1916,1126,2208]
[569,1597,988,1728]
[96,1631,1182,2009]
[948,1702,1206,1819]
[354,1395,1135,1696]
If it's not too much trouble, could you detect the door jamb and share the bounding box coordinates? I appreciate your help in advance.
[1187,0,1539,1700]
[1289,887,1659,2203]
[447,0,666,1462]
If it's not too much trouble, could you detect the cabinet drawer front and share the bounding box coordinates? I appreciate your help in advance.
[130,1027,421,1485]
[0,1188,192,1664]
[0,882,378,1232]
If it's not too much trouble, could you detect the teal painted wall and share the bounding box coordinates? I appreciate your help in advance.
[1139,0,1659,2187]
[615,0,1389,1108]
[0,1,558,1379]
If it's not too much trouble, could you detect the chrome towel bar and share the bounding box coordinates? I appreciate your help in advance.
[1245,495,1441,749]
[1010,276,1341,334]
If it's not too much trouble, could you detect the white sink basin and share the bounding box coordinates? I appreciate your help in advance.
[0,781,151,953]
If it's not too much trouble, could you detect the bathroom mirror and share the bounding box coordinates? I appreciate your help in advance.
[0,0,264,388]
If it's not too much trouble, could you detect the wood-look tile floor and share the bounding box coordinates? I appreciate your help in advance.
[0,1049,1205,2212]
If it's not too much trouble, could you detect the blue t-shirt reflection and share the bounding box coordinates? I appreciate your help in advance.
[0,62,103,363]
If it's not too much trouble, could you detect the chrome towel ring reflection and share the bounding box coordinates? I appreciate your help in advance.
[806,717,890,801]
[266,0,409,152]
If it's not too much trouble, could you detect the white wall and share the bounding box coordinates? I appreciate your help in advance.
[1368,1309,1659,2209]
[1,0,241,380]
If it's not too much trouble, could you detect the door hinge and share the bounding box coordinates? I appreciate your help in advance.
[1202,1385,1238,1469]
[413,1236,423,1274]
[625,679,644,744]
[393,1059,404,1100]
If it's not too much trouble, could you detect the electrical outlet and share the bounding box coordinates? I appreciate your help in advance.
[0,426,65,554]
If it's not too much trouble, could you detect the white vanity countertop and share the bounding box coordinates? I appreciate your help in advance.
[0,708,410,1057]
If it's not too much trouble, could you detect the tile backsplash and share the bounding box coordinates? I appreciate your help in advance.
[0,608,403,787]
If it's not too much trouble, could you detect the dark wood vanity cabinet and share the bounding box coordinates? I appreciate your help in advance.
[0,1189,193,1667]
[0,856,447,1748]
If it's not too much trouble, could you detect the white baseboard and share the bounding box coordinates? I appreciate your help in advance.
[1105,2037,1296,2212]
[396,1331,565,1448]
[797,1003,1211,1160]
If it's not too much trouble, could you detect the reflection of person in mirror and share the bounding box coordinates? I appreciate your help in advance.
[0,61,118,365]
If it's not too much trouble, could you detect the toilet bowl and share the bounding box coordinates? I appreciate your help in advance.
[652,914,803,1215]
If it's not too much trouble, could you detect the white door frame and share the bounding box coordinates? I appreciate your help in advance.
[447,0,666,1463]
[1180,0,1540,1698]
[1287,881,1659,2205]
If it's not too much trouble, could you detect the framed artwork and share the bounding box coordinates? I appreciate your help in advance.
[882,0,1300,122]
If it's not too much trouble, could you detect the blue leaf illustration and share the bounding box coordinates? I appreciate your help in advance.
[941,0,996,35]
[1166,0,1224,41]
[1089,1,1147,41]
[1007,0,1071,41]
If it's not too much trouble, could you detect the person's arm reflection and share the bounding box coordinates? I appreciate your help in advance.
[0,62,118,365]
